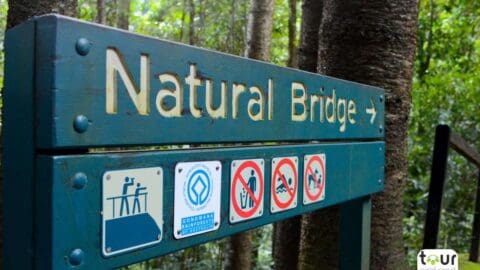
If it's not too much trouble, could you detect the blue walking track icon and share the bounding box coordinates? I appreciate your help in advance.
[105,177,161,253]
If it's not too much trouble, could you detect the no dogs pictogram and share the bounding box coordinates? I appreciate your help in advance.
[230,159,264,223]
[271,157,298,213]
[303,154,326,204]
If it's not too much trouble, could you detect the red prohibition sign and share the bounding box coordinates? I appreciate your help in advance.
[272,159,298,209]
[231,161,264,218]
[304,156,326,201]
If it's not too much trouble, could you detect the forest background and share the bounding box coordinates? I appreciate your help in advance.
[0,0,479,268]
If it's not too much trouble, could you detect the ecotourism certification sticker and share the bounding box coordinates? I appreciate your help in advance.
[417,249,458,270]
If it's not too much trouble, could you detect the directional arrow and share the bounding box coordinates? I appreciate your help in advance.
[366,98,377,124]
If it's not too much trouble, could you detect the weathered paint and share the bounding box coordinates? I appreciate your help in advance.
[3,14,386,270]
[2,19,36,270]
[35,142,384,269]
[28,15,384,149]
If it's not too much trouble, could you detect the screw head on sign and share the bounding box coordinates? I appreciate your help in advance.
[73,115,89,133]
[379,125,384,134]
[72,172,88,190]
[379,95,384,102]
[378,179,383,184]
[68,248,84,266]
[75,37,91,56]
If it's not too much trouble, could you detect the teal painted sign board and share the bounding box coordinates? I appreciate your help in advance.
[3,15,385,270]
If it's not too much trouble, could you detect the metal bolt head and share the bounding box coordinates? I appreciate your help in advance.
[379,95,384,102]
[75,38,91,56]
[379,125,384,134]
[73,115,89,133]
[68,248,84,266]
[72,172,88,190]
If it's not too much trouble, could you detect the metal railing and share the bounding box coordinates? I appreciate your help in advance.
[423,125,480,261]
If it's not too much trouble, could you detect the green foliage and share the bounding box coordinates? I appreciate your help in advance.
[460,254,480,270]
[3,0,479,268]
[405,0,480,266]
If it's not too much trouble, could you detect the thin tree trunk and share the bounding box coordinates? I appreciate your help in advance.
[299,207,339,270]
[117,0,130,30]
[298,2,339,269]
[310,1,418,269]
[225,1,274,269]
[96,0,106,24]
[286,0,297,67]
[227,0,237,52]
[7,0,78,28]
[297,0,323,72]
[179,0,187,42]
[273,1,324,270]
[225,231,253,270]
[244,0,274,60]
[188,0,196,45]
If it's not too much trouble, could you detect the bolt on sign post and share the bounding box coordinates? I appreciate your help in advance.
[3,15,385,270]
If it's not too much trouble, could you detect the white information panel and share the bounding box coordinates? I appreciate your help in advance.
[271,156,298,213]
[230,159,265,223]
[303,154,326,205]
[174,161,222,239]
[102,167,163,256]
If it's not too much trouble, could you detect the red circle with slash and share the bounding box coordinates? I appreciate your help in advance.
[272,158,298,209]
[303,156,326,201]
[231,161,264,218]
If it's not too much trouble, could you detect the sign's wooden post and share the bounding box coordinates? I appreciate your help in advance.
[340,197,373,270]
[3,14,385,269]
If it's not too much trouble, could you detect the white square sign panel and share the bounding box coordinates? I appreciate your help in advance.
[271,157,298,213]
[303,154,326,204]
[230,159,265,223]
[102,167,163,257]
[174,161,221,239]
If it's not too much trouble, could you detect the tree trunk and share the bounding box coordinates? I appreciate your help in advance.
[117,0,130,30]
[96,0,106,24]
[7,0,77,28]
[274,1,324,268]
[299,207,340,270]
[286,0,297,68]
[293,2,340,270]
[225,231,253,270]
[225,1,274,269]
[244,0,274,60]
[312,1,418,269]
[297,0,323,72]
[4,0,78,266]
[188,0,196,45]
